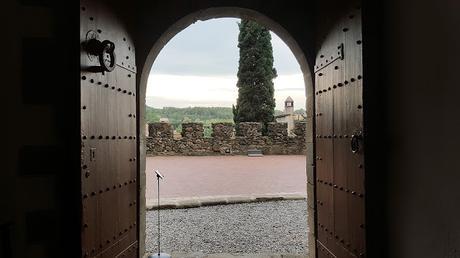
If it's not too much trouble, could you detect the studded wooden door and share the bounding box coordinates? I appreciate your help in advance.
[315,3,365,258]
[80,1,138,257]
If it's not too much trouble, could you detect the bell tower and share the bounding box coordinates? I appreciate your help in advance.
[284,96,294,115]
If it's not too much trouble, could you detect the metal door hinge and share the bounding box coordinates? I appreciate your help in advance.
[314,43,345,73]
[338,43,344,60]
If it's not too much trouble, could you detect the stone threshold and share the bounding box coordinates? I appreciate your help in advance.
[146,192,307,210]
[145,252,308,258]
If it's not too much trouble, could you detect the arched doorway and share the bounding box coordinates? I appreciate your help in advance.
[137,7,315,257]
[143,15,310,256]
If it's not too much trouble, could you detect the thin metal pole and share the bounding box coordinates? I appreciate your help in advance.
[157,175,161,256]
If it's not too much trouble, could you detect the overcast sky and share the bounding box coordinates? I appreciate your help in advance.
[146,18,305,111]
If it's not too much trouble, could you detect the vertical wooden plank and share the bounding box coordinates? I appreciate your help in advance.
[315,1,365,257]
[80,1,138,257]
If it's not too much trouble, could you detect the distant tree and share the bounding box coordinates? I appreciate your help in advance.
[145,106,234,137]
[145,106,161,123]
[182,116,192,123]
[233,19,277,124]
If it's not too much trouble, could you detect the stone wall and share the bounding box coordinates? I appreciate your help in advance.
[235,122,262,137]
[146,122,307,156]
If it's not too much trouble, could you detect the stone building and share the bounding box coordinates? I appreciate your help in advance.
[275,96,305,135]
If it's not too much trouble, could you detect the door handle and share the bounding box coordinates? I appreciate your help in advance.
[351,130,363,154]
[85,38,116,72]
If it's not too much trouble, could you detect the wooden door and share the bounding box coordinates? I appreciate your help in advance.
[315,3,365,258]
[80,1,138,257]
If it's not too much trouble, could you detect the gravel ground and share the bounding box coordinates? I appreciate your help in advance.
[146,200,309,256]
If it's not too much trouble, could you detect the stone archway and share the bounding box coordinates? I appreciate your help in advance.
[136,7,316,258]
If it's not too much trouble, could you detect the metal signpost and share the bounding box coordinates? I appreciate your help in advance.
[148,170,171,258]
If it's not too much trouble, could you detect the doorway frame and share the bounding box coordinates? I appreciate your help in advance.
[137,7,316,258]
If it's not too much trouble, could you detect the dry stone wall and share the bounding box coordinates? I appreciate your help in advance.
[146,122,307,156]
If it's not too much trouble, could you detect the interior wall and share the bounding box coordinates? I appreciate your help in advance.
[1,1,81,257]
[378,0,460,257]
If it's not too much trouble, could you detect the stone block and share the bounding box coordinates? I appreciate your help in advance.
[181,123,204,138]
[293,121,307,138]
[211,123,234,139]
[148,122,173,138]
[307,206,317,258]
[266,122,288,137]
[235,122,262,137]
[304,117,313,143]
[307,182,315,209]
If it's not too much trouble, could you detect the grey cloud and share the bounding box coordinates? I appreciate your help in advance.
[146,96,235,108]
[277,87,305,92]
[150,18,302,76]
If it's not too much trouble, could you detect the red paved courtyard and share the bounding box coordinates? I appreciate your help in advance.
[146,155,307,199]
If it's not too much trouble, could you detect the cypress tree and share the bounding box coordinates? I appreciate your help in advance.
[233,19,277,124]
